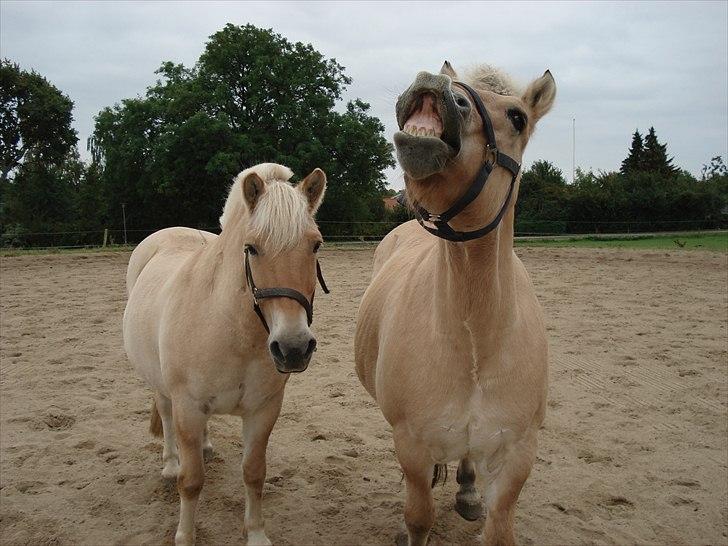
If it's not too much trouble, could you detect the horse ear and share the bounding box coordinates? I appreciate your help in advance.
[298,168,327,213]
[522,70,556,122]
[440,60,457,78]
[241,171,266,212]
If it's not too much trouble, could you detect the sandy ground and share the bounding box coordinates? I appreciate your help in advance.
[1,246,726,546]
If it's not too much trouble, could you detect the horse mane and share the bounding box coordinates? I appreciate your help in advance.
[220,163,314,254]
[464,64,522,96]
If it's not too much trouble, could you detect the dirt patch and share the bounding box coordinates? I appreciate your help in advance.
[1,247,726,545]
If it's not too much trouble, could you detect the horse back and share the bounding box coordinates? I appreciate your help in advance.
[126,227,217,294]
[371,220,432,278]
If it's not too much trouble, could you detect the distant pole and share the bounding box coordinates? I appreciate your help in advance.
[572,117,576,183]
[122,203,127,245]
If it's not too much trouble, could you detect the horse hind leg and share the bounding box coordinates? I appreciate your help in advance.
[455,457,484,521]
[173,399,208,546]
[152,392,180,480]
[202,423,213,461]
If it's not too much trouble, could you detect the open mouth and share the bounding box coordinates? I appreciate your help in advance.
[394,76,462,180]
[402,93,444,138]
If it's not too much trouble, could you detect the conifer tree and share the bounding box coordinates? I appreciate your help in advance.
[620,130,644,175]
[642,126,678,176]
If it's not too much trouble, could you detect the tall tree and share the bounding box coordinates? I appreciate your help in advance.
[701,155,727,181]
[515,160,568,233]
[620,130,644,175]
[91,24,394,235]
[642,126,678,177]
[2,150,82,245]
[0,60,78,183]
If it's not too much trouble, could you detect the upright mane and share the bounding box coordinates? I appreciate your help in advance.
[219,163,315,254]
[464,64,522,96]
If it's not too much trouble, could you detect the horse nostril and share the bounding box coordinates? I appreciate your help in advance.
[269,341,284,362]
[305,338,317,357]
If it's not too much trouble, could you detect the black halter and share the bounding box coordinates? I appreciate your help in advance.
[411,81,521,242]
[244,248,330,334]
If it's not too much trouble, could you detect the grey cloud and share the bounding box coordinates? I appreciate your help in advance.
[1,0,725,189]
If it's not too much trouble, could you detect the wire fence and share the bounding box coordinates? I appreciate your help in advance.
[1,219,726,251]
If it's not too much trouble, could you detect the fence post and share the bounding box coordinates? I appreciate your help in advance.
[102,228,108,248]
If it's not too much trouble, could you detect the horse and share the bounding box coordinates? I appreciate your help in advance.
[123,163,328,546]
[354,62,556,545]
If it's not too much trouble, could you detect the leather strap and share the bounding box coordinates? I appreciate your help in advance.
[244,248,329,333]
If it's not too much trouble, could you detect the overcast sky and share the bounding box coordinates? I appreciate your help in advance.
[2,0,726,189]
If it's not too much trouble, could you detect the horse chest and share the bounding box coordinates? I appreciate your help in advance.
[204,360,286,416]
[416,388,515,464]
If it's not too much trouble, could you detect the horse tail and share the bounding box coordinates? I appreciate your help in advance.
[149,398,163,437]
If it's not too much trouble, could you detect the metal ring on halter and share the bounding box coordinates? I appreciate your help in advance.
[411,80,521,243]
[243,247,330,334]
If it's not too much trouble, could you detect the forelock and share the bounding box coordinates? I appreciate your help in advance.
[463,64,522,96]
[248,181,315,254]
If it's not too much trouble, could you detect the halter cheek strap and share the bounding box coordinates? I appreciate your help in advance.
[244,248,330,334]
[411,81,521,243]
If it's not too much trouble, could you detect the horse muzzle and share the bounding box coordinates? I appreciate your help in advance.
[269,336,317,374]
[394,71,464,179]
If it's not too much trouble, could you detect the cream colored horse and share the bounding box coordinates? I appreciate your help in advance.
[355,63,556,545]
[123,163,327,546]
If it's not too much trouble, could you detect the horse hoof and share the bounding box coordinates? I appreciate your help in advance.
[246,529,272,546]
[455,498,484,521]
[203,445,214,461]
[394,531,408,546]
[174,530,195,546]
[161,462,180,481]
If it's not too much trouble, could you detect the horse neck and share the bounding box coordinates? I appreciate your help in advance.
[434,206,517,327]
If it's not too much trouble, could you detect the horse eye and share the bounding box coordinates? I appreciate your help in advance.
[455,94,469,108]
[313,242,322,253]
[245,244,258,256]
[507,108,527,132]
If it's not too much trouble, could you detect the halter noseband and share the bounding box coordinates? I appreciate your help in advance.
[244,247,329,334]
[411,81,521,242]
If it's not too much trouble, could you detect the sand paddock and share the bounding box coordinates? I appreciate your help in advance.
[1,246,726,545]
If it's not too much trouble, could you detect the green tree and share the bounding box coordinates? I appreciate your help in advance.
[620,130,644,175]
[2,150,82,246]
[0,60,78,182]
[642,126,678,177]
[91,24,394,237]
[701,155,728,181]
[515,160,568,233]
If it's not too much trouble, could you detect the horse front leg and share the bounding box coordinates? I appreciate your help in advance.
[393,428,435,546]
[242,391,284,546]
[479,434,537,546]
[172,398,208,546]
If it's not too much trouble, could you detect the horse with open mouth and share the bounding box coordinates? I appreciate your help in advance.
[355,62,556,545]
[123,163,328,545]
